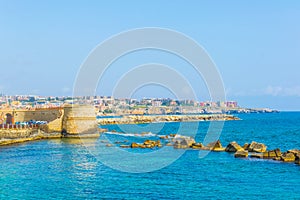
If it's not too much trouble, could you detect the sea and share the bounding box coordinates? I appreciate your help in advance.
[0,112,300,199]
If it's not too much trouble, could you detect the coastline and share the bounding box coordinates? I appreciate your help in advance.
[1,113,299,168]
[0,114,238,146]
[97,114,240,125]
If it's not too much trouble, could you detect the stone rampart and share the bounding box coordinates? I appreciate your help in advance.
[0,108,62,124]
[62,105,99,137]
[0,105,99,140]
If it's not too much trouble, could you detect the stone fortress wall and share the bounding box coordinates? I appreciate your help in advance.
[0,105,99,138]
[0,109,61,124]
[62,105,99,136]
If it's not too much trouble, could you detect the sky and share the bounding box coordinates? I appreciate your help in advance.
[0,1,299,110]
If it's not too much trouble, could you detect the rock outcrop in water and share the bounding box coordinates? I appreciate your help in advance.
[131,142,140,148]
[129,137,300,167]
[234,150,248,158]
[262,148,282,159]
[248,141,267,153]
[207,140,225,151]
[247,148,300,165]
[295,154,300,165]
[287,149,300,155]
[173,137,196,149]
[272,149,300,163]
[144,140,162,148]
[191,143,204,149]
[287,150,300,165]
[225,141,243,152]
[280,152,296,162]
[250,153,263,159]
[130,140,162,149]
[242,143,250,150]
[118,136,299,168]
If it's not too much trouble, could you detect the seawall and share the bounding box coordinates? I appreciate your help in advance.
[98,114,240,125]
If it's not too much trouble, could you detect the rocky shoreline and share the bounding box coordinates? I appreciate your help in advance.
[98,114,240,125]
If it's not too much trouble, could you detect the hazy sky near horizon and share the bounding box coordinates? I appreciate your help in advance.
[0,1,299,110]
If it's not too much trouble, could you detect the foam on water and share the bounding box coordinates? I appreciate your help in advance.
[104,131,157,137]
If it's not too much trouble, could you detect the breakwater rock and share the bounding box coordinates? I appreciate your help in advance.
[129,140,162,148]
[225,141,243,152]
[173,137,196,149]
[234,150,248,158]
[98,114,239,125]
[111,135,300,167]
[207,140,225,151]
[247,141,267,153]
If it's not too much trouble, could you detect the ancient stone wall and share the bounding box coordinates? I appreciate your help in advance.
[0,109,62,123]
[15,109,61,122]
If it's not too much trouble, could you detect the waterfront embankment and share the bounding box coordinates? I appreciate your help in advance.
[98,114,240,125]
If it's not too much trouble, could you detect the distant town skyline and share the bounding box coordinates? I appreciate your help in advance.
[1,94,277,116]
[0,1,299,111]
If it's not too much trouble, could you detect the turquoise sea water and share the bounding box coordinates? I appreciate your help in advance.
[0,112,300,199]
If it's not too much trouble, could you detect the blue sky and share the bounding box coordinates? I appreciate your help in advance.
[0,1,299,110]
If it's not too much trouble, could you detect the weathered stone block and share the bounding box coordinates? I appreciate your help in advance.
[281,152,296,162]
[207,140,225,151]
[250,153,263,159]
[225,141,243,152]
[234,150,248,158]
[248,141,267,153]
